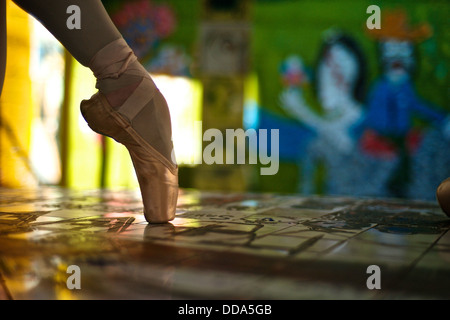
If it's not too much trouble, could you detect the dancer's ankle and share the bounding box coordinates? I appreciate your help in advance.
[99,78,141,109]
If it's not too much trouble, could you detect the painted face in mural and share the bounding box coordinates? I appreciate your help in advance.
[379,39,414,84]
[317,43,358,114]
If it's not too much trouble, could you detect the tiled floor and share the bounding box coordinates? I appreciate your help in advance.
[0,186,449,300]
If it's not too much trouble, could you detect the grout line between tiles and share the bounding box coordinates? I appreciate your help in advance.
[373,228,449,299]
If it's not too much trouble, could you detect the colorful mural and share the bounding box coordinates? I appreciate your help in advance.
[252,4,450,200]
[107,0,194,76]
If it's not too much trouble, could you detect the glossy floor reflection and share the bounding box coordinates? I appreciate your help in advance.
[0,186,449,299]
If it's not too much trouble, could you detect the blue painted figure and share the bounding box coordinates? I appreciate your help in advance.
[361,11,450,197]
[364,73,446,138]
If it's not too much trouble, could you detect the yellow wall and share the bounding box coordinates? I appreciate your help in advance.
[0,1,36,187]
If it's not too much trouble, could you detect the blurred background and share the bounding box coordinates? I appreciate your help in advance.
[0,0,449,200]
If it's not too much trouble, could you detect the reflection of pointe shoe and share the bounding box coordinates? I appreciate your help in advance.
[80,83,178,224]
[436,177,450,218]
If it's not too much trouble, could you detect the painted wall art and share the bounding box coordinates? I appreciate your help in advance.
[252,4,449,200]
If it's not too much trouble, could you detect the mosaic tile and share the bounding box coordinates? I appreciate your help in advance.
[0,186,449,299]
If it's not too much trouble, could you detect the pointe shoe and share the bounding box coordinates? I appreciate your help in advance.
[80,82,178,224]
[436,177,450,217]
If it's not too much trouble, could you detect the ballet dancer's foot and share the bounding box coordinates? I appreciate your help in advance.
[80,38,178,223]
[437,177,450,217]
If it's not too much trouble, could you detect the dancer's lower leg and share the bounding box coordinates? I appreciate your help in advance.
[12,0,120,65]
